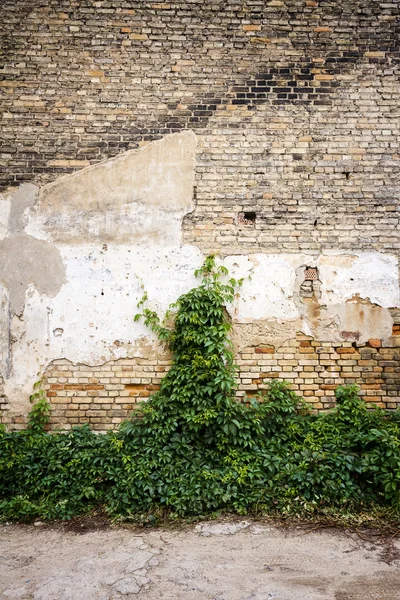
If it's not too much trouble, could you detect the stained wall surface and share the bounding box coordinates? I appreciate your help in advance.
[0,1,399,428]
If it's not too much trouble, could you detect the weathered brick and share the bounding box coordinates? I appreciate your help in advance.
[1,1,399,430]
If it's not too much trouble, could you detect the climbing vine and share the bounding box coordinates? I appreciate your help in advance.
[28,380,51,433]
[131,255,244,447]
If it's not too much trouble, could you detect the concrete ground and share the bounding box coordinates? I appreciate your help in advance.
[0,519,399,600]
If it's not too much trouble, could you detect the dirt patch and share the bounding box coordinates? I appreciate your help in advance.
[335,574,400,600]
[58,511,112,535]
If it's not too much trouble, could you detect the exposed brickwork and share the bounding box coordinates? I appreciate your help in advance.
[1,1,399,255]
[1,357,171,431]
[42,358,170,431]
[0,389,8,420]
[3,332,399,432]
[236,333,400,410]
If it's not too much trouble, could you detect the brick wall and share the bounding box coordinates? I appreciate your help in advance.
[3,330,398,432]
[1,1,399,256]
[236,333,400,409]
[1,1,399,429]
[44,357,171,431]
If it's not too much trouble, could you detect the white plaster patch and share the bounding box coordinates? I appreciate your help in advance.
[2,132,200,407]
[49,243,204,362]
[0,284,10,377]
[0,196,10,241]
[223,252,400,322]
[224,253,314,321]
[25,131,197,245]
[4,245,203,404]
[3,248,399,408]
[318,251,400,308]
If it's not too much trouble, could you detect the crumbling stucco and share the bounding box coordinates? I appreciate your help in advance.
[318,252,399,309]
[223,253,398,347]
[0,285,10,379]
[0,183,66,316]
[26,131,197,245]
[0,131,399,419]
[0,196,10,242]
[0,235,66,317]
[7,183,38,235]
[231,320,299,354]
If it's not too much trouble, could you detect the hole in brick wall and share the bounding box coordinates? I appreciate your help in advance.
[238,211,256,225]
[343,171,350,180]
[304,267,318,281]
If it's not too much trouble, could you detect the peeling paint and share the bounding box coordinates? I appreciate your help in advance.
[0,197,11,242]
[1,132,201,414]
[318,252,399,309]
[224,253,399,341]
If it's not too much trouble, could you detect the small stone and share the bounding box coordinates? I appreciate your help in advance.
[195,521,250,536]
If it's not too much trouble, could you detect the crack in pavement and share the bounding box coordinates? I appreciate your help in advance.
[1,521,399,600]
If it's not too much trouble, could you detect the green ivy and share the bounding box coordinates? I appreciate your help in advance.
[0,256,399,523]
[28,380,51,433]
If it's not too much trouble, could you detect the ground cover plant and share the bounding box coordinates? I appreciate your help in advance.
[0,257,400,523]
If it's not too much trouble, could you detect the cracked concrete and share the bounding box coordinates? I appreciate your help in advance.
[0,527,159,600]
[1,521,399,600]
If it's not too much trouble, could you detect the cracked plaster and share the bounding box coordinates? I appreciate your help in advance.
[0,131,399,414]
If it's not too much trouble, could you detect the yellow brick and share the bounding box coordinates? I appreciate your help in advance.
[348,148,366,154]
[250,37,270,44]
[48,159,90,167]
[243,24,261,31]
[86,70,104,77]
[314,27,331,33]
